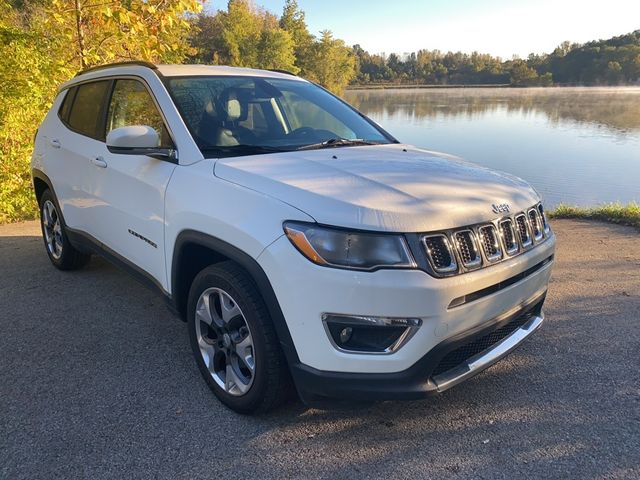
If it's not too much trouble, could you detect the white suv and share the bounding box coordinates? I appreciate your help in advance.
[32,62,555,413]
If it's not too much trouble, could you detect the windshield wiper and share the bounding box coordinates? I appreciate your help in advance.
[200,144,291,157]
[295,138,385,151]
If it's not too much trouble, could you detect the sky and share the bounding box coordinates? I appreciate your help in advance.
[214,0,640,59]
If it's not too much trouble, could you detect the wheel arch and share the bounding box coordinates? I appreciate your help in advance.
[32,169,54,205]
[171,230,300,365]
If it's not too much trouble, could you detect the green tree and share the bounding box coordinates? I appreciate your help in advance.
[279,0,312,74]
[0,0,202,223]
[304,30,357,94]
[510,59,539,86]
[257,24,298,72]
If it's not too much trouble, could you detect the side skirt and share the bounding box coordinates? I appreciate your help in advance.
[65,227,178,315]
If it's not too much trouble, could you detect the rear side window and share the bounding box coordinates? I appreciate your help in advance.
[58,87,77,122]
[67,80,111,140]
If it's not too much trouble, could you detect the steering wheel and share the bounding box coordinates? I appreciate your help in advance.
[288,127,317,138]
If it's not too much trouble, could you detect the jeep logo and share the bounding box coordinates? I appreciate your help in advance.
[492,203,510,214]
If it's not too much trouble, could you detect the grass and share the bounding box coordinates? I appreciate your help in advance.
[548,202,640,229]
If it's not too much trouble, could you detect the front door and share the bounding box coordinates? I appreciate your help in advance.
[89,78,177,290]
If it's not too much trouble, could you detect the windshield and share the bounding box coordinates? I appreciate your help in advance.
[166,76,393,157]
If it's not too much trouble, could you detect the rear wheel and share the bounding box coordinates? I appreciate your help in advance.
[39,189,91,270]
[187,262,290,413]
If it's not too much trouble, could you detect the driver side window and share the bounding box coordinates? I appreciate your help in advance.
[106,79,173,148]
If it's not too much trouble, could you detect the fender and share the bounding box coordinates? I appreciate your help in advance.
[171,229,300,365]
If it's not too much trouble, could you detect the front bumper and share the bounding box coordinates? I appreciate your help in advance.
[289,292,545,403]
[258,231,555,374]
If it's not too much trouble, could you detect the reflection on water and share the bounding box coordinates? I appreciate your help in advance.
[345,87,640,207]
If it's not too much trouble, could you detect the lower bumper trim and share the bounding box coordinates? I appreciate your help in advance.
[432,313,544,392]
[290,291,547,406]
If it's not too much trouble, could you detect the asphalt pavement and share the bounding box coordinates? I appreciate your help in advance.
[1,219,638,479]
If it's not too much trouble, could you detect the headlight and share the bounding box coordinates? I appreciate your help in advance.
[283,221,416,271]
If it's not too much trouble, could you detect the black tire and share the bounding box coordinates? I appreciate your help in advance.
[187,261,291,414]
[38,189,91,270]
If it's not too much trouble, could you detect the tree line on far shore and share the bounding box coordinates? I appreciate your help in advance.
[190,1,640,89]
[353,32,640,87]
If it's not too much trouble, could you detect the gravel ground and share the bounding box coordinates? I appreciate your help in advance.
[1,219,638,480]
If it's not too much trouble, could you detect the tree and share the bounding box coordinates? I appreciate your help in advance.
[304,30,357,94]
[257,25,298,72]
[280,0,312,50]
[47,0,203,69]
[510,59,539,86]
[0,0,203,223]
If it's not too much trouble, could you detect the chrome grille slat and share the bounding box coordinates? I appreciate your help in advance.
[499,219,519,255]
[528,208,543,242]
[537,204,550,234]
[423,234,457,273]
[478,225,502,262]
[515,213,532,248]
[420,202,550,277]
[454,230,482,268]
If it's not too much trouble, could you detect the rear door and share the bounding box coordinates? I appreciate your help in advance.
[44,80,111,232]
[88,78,177,288]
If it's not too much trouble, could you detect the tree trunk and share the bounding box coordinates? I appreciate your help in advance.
[73,0,87,69]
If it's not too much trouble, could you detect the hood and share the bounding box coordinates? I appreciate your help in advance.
[214,144,540,232]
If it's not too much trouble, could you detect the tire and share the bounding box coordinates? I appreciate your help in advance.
[38,189,91,270]
[187,261,291,414]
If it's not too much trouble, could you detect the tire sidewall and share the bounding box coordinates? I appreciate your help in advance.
[187,266,271,413]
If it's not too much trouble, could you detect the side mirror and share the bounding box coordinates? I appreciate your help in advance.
[106,125,177,162]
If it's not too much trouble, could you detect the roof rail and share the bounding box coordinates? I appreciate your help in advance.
[75,61,157,77]
[267,69,298,76]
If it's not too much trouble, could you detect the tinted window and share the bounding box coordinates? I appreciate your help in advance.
[106,79,172,148]
[58,87,76,122]
[67,80,110,140]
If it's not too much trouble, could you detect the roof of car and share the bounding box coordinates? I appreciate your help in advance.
[72,61,301,80]
[155,64,300,79]
[60,62,305,91]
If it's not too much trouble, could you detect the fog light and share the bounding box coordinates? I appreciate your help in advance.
[322,313,421,354]
[339,327,353,343]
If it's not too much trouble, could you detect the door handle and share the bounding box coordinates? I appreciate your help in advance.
[91,156,107,168]
[50,138,61,149]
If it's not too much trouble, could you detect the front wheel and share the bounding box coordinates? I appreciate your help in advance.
[39,189,91,270]
[187,262,291,413]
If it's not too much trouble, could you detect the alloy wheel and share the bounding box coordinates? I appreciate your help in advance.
[42,200,63,260]
[194,287,256,396]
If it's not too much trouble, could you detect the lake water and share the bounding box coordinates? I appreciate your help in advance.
[344,87,640,207]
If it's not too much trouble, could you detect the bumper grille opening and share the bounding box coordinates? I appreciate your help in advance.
[431,310,536,377]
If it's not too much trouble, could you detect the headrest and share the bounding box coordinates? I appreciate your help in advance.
[218,89,248,122]
[225,97,241,121]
